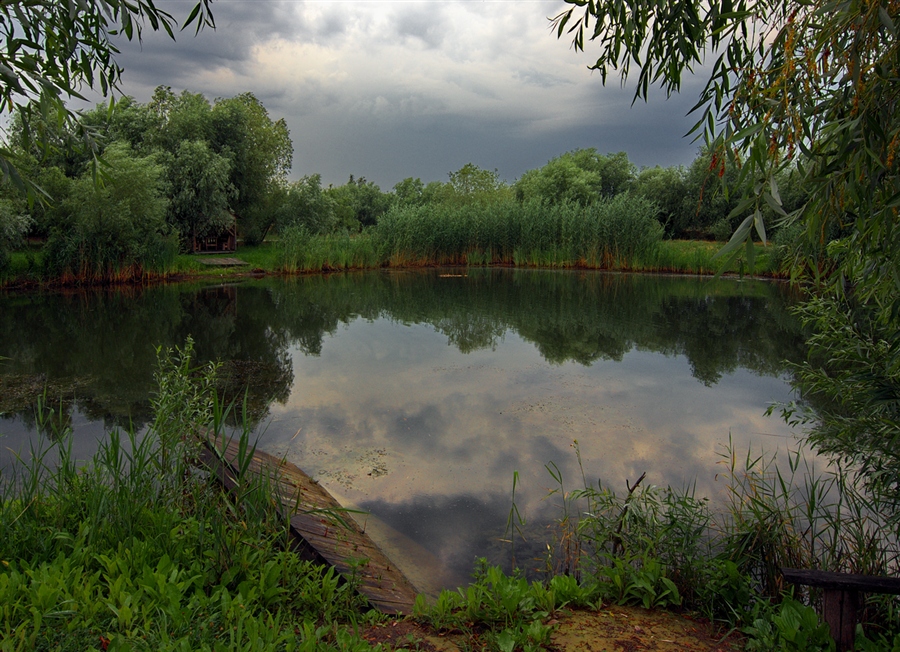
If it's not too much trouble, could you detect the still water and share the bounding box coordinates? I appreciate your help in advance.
[0,269,806,590]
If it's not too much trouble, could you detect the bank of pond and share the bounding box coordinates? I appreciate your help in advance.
[1,271,897,650]
[1,197,784,288]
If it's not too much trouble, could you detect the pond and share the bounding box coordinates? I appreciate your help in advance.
[0,269,807,591]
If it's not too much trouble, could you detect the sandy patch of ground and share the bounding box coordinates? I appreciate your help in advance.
[361,604,742,651]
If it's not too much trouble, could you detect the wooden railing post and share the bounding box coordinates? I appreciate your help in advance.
[782,568,900,652]
[821,588,858,652]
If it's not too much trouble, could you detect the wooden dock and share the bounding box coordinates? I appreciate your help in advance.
[197,433,421,614]
[197,257,248,267]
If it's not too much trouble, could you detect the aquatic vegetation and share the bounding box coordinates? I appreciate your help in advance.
[538,440,900,644]
[375,196,663,268]
[0,340,377,651]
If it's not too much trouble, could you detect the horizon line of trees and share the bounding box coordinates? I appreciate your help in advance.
[0,88,815,280]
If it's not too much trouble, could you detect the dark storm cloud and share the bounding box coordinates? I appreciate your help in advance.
[113,1,297,80]
[391,5,447,49]
[290,83,702,188]
[93,0,706,189]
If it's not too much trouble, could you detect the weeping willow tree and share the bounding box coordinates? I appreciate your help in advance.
[0,0,215,195]
[553,0,900,497]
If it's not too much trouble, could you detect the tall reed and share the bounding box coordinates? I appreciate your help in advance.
[277,226,381,273]
[375,196,663,268]
[42,230,179,284]
[543,440,900,630]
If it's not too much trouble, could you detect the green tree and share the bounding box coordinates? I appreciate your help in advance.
[43,143,172,282]
[27,165,72,238]
[0,0,214,194]
[326,176,391,230]
[421,180,450,205]
[629,165,687,238]
[514,149,635,206]
[678,149,745,241]
[426,163,512,206]
[515,156,601,206]
[210,93,292,244]
[273,175,337,234]
[448,163,504,196]
[161,140,235,249]
[78,96,158,156]
[565,149,635,197]
[117,88,292,247]
[0,199,31,273]
[144,88,215,153]
[392,177,427,207]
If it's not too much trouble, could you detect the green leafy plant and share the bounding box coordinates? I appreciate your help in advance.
[0,339,377,652]
[414,563,558,652]
[597,556,681,609]
[743,598,835,652]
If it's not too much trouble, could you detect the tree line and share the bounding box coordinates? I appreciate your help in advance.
[0,271,802,431]
[0,88,815,281]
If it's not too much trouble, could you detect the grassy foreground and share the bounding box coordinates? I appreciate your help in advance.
[0,342,376,651]
[3,341,900,649]
[0,341,737,652]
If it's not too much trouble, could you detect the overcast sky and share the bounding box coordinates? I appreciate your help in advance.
[100,0,707,189]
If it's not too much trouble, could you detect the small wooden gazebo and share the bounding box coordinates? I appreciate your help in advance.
[192,222,237,254]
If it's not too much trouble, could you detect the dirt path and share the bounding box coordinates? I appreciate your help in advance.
[361,604,742,651]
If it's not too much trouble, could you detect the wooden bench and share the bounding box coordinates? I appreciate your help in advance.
[782,568,900,651]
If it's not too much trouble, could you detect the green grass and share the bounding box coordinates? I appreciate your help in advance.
[2,246,45,284]
[635,239,779,276]
[168,242,282,277]
[0,340,381,652]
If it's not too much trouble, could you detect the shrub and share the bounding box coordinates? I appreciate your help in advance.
[43,143,173,283]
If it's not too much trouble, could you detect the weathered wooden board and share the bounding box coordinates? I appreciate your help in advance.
[782,568,900,594]
[197,257,248,267]
[198,433,420,614]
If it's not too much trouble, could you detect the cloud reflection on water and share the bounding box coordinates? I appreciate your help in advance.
[0,272,807,589]
[261,316,801,587]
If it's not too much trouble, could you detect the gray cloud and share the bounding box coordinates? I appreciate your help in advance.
[89,0,705,188]
[515,67,573,88]
[391,4,447,49]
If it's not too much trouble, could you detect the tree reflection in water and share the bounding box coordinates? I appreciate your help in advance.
[0,270,806,587]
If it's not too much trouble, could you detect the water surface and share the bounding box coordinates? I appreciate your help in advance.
[0,270,806,589]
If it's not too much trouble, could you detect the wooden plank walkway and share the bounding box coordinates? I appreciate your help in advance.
[197,257,248,267]
[197,433,421,614]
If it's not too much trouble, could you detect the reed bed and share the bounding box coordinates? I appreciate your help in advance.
[41,231,180,285]
[272,200,780,277]
[375,196,663,267]
[541,441,900,646]
[277,227,381,273]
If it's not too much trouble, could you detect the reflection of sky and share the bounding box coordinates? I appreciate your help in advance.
[0,408,111,472]
[260,315,803,588]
